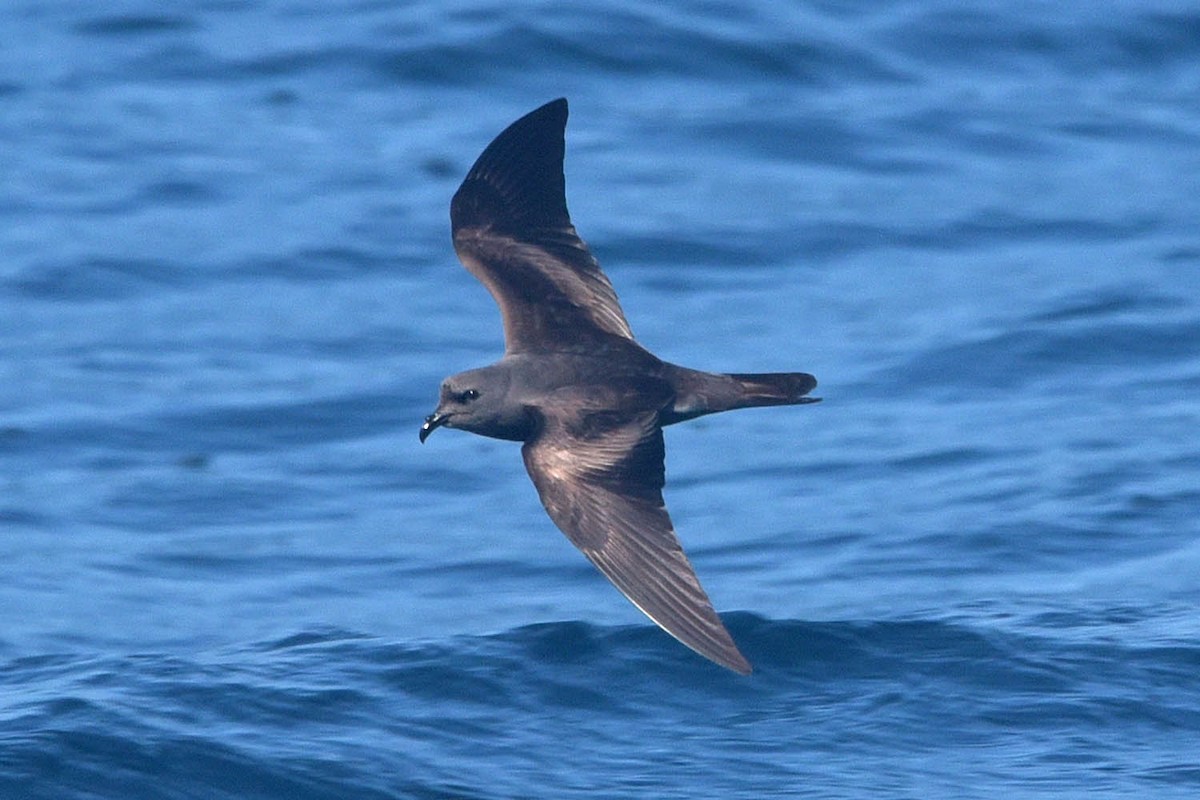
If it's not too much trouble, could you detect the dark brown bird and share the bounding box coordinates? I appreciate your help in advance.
[421,99,819,674]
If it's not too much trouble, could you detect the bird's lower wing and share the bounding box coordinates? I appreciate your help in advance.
[521,398,751,674]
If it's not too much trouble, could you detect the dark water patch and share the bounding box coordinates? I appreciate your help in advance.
[390,556,570,592]
[1104,10,1200,70]
[1029,285,1184,324]
[72,14,200,37]
[118,42,227,83]
[0,729,408,800]
[1058,113,1200,147]
[886,318,1200,395]
[887,6,1200,75]
[194,6,913,90]
[1162,245,1200,263]
[382,655,523,709]
[141,179,223,206]
[888,446,995,471]
[961,521,1142,569]
[263,86,300,106]
[712,210,1158,266]
[505,619,609,672]
[485,7,904,86]
[168,391,417,452]
[0,507,54,528]
[9,389,417,461]
[246,245,401,282]
[1106,488,1200,526]
[95,474,325,531]
[698,115,932,172]
[1141,763,1200,788]
[7,257,191,301]
[258,628,372,652]
[418,156,458,179]
[176,453,210,470]
[932,211,1159,249]
[895,106,1058,157]
[135,545,383,579]
[599,233,773,271]
[886,8,1065,71]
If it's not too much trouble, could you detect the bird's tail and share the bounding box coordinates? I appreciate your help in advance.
[726,372,820,408]
[662,367,820,425]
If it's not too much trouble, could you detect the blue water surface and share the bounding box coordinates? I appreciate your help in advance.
[3,1,1200,798]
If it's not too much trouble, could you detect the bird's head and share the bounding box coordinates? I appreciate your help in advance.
[420,365,533,443]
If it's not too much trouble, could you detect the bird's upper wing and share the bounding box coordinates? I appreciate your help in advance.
[450,98,635,354]
[520,380,752,674]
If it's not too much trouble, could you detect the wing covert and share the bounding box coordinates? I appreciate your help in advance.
[520,385,751,674]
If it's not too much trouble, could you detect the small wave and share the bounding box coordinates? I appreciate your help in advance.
[5,612,1198,799]
[880,315,1200,396]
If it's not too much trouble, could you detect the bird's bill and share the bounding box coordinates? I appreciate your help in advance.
[419,411,449,443]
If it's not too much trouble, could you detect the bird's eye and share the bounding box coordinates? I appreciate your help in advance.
[460,388,480,402]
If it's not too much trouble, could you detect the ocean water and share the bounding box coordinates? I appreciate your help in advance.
[3,0,1200,797]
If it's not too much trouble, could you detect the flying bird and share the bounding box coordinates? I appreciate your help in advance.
[421,98,819,674]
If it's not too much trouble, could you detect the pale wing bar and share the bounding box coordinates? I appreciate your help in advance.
[521,400,752,674]
[450,98,634,352]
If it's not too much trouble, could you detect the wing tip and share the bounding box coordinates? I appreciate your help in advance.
[542,96,568,119]
[677,625,754,675]
[713,646,754,675]
[652,620,753,675]
[451,98,574,236]
[613,574,754,675]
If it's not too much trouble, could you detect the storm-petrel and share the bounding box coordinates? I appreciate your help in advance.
[421,99,819,674]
